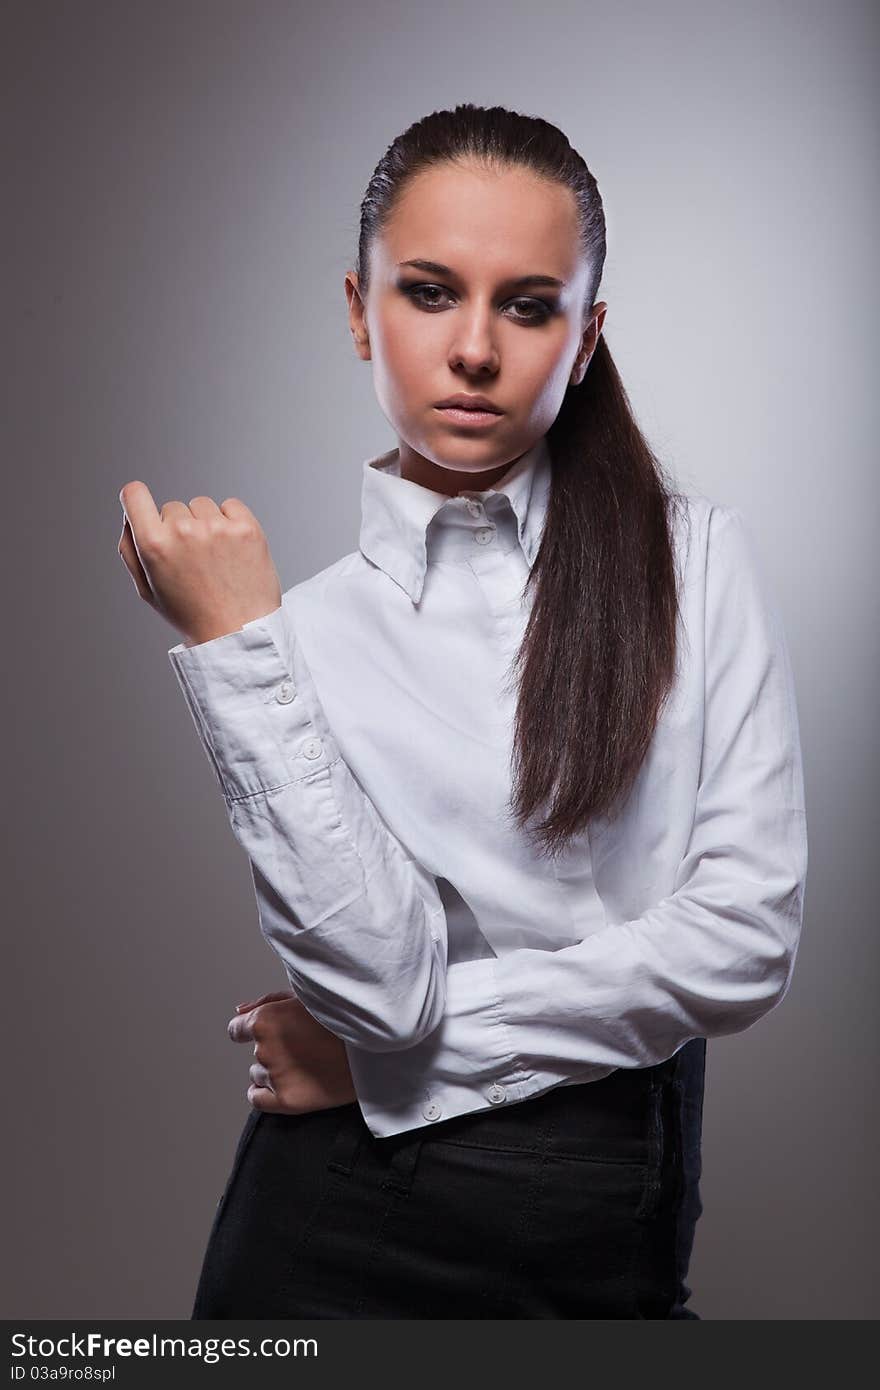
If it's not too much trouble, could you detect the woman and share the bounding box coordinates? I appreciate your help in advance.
[118,103,807,1319]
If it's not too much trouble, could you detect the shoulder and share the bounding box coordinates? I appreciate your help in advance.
[667,489,753,587]
[668,486,742,537]
[666,492,777,679]
[671,493,787,671]
[278,547,385,635]
[279,548,367,607]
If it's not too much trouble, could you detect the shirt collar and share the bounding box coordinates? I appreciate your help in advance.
[358,434,552,604]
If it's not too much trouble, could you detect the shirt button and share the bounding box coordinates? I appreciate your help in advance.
[474,527,495,545]
[275,681,295,704]
[302,738,323,760]
[422,1100,442,1122]
[487,1084,507,1105]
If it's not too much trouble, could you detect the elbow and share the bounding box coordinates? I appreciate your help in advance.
[759,930,800,1016]
[359,1008,442,1053]
[353,941,448,1053]
[690,967,793,1042]
[694,895,803,1039]
[260,891,449,1053]
[750,875,805,1016]
[731,955,796,1032]
[282,935,448,1054]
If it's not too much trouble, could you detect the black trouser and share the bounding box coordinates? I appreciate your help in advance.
[192,1037,706,1319]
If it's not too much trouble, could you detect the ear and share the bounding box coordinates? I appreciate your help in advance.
[345,271,371,362]
[569,301,608,385]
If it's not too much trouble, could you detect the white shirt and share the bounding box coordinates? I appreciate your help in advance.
[168,434,808,1138]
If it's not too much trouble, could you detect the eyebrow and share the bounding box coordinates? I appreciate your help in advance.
[397,258,565,290]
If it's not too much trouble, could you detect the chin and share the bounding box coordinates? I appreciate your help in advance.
[431,454,505,473]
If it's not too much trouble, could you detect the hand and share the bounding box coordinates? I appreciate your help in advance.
[117,481,282,647]
[227,990,358,1115]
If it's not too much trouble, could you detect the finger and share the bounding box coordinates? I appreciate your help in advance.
[249,1062,274,1091]
[118,481,162,545]
[234,991,294,1014]
[227,1009,257,1044]
[159,499,193,521]
[118,483,167,581]
[247,1084,287,1113]
[188,495,223,519]
[118,516,156,605]
[218,497,256,522]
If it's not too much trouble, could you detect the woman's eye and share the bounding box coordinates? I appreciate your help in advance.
[404,284,453,310]
[402,284,552,323]
[508,298,552,323]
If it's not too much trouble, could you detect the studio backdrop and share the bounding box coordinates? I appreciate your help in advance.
[4,0,878,1319]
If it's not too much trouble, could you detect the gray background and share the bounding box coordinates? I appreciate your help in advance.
[4,0,877,1319]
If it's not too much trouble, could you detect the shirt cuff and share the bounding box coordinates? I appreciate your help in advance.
[167,604,341,802]
[345,956,577,1138]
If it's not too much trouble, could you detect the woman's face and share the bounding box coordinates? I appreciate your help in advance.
[346,160,606,494]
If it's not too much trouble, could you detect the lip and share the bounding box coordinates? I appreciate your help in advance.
[435,394,504,413]
[434,406,504,428]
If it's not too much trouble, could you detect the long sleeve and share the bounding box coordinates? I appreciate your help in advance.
[167,602,448,1052]
[344,505,809,1135]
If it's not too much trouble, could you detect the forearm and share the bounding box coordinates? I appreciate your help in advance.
[345,816,805,1136]
[168,600,448,1051]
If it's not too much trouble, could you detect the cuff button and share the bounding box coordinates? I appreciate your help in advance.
[487,1084,507,1104]
[275,681,296,704]
[422,1100,442,1122]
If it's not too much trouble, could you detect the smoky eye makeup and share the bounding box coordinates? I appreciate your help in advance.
[396,279,559,322]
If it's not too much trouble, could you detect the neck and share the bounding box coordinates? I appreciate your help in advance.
[397,441,521,495]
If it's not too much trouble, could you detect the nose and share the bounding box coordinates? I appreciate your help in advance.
[448,304,500,376]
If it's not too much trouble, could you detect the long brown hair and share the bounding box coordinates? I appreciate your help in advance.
[355,103,689,859]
